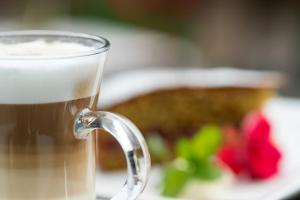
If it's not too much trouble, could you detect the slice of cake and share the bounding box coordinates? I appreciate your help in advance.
[97,68,281,170]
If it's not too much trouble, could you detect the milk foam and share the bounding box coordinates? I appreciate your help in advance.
[0,40,94,57]
[0,40,106,104]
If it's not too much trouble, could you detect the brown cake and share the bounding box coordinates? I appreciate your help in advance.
[97,68,281,170]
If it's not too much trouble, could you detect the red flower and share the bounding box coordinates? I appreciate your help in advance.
[218,112,282,180]
[243,112,270,144]
[218,145,244,174]
[247,140,282,179]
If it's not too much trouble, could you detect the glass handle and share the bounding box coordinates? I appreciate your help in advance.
[74,108,151,200]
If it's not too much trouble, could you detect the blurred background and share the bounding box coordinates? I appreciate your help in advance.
[1,1,300,199]
[0,0,299,96]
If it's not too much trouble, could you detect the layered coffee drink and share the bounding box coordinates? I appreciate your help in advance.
[0,40,106,200]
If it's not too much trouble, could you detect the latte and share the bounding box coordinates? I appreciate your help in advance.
[0,38,105,200]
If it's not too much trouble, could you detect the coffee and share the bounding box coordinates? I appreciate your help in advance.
[0,40,105,200]
[0,96,98,199]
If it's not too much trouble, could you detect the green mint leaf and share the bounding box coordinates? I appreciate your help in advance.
[161,125,223,197]
[161,159,191,197]
[192,125,222,160]
[194,160,222,180]
[176,138,194,160]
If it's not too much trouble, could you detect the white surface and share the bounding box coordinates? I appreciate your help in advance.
[0,39,106,104]
[96,97,300,200]
[100,68,281,108]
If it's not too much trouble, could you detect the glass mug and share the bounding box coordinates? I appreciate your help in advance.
[0,31,150,200]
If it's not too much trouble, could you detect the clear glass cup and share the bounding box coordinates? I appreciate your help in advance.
[0,31,150,200]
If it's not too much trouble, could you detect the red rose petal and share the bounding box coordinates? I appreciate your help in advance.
[218,112,282,180]
[247,141,282,179]
[218,146,244,174]
[243,112,271,143]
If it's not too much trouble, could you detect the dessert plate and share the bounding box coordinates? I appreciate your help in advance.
[96,97,300,200]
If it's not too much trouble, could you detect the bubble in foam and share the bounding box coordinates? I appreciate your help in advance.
[0,40,94,57]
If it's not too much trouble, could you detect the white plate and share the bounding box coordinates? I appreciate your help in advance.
[96,97,300,200]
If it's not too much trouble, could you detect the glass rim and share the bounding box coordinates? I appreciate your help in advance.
[0,30,110,60]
